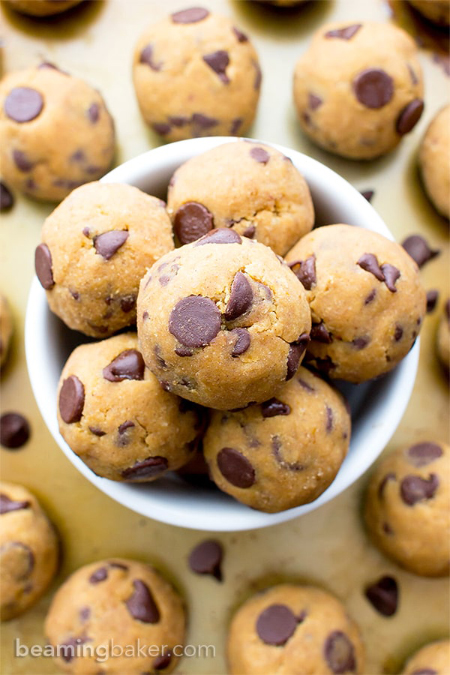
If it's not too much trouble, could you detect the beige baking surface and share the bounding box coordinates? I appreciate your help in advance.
[0,0,449,673]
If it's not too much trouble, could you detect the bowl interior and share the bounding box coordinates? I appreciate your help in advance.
[25,137,419,531]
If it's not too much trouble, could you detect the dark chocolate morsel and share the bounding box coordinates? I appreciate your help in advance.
[308,93,323,110]
[289,255,316,290]
[121,456,168,480]
[250,147,270,164]
[426,290,439,313]
[286,333,310,380]
[0,413,30,449]
[89,567,108,584]
[406,442,443,467]
[195,228,241,246]
[35,244,54,290]
[324,631,357,674]
[154,652,173,671]
[89,427,106,437]
[125,579,160,623]
[396,98,424,135]
[174,202,214,244]
[400,473,439,505]
[87,103,100,123]
[231,328,251,356]
[353,68,394,109]
[256,604,297,646]
[325,24,362,40]
[217,447,255,488]
[59,376,85,424]
[153,122,171,136]
[191,113,218,129]
[103,349,145,382]
[311,322,332,344]
[188,540,223,581]
[0,181,14,212]
[203,50,230,83]
[326,406,333,432]
[94,231,129,260]
[401,235,440,269]
[272,435,304,471]
[378,472,396,499]
[0,493,30,514]
[59,635,91,663]
[233,26,248,42]
[225,272,253,321]
[357,253,384,281]
[13,149,33,172]
[352,336,370,350]
[365,575,399,617]
[261,398,291,418]
[171,7,209,23]
[361,190,374,202]
[4,87,44,123]
[169,296,220,348]
[140,44,162,71]
[381,264,400,293]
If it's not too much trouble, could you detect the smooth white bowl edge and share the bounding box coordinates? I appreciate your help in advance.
[25,137,420,531]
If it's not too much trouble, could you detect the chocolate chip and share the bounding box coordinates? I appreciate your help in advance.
[169,115,188,127]
[261,398,291,418]
[353,68,394,109]
[195,228,241,246]
[87,102,99,123]
[406,442,443,467]
[171,7,209,23]
[426,290,439,313]
[94,231,129,260]
[396,98,424,135]
[70,289,79,301]
[297,378,315,392]
[378,472,396,499]
[59,635,91,663]
[361,190,374,202]
[118,420,135,434]
[140,44,162,70]
[169,296,220,348]
[89,427,105,437]
[121,456,168,480]
[79,606,90,622]
[253,61,262,90]
[231,327,251,356]
[364,289,377,305]
[357,253,384,281]
[256,604,297,646]
[308,93,323,110]
[352,336,370,349]
[174,202,213,244]
[0,413,30,449]
[175,346,193,357]
[233,26,248,42]
[446,299,450,323]
[289,255,316,290]
[311,322,332,344]
[154,652,172,670]
[408,64,419,85]
[230,117,243,134]
[125,579,160,623]
[109,561,129,570]
[242,223,255,238]
[0,494,30,514]
[326,406,333,432]
[324,631,357,674]
[191,113,218,129]
[325,24,362,40]
[286,334,310,380]
[401,235,440,269]
[400,474,439,505]
[153,122,171,135]
[250,147,270,164]
[203,50,230,83]
[120,295,136,313]
[410,670,438,675]
[217,447,255,488]
[103,349,145,382]
[0,181,14,212]
[5,87,44,123]
[89,567,108,584]
[225,272,253,321]
[365,576,398,617]
[381,264,400,292]
[188,540,223,581]
[12,149,33,172]
[59,376,85,424]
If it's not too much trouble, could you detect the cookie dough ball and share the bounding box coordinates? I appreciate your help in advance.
[36,182,173,337]
[0,65,115,202]
[5,0,82,16]
[419,106,450,219]
[401,640,450,675]
[1,482,59,621]
[45,558,185,674]
[285,224,426,383]
[137,229,312,410]
[133,8,261,142]
[0,294,13,368]
[167,141,314,255]
[437,299,450,374]
[293,22,424,159]
[204,366,350,512]
[409,0,450,25]
[364,441,450,577]
[228,584,365,675]
[57,333,201,482]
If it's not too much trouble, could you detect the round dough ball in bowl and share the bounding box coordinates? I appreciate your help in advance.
[293,22,424,159]
[133,8,261,142]
[26,137,421,531]
[401,640,450,675]
[167,140,314,254]
[0,65,115,202]
[419,105,450,220]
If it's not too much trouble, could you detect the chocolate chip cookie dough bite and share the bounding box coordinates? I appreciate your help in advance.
[57,333,201,482]
[5,0,83,16]
[401,640,450,675]
[364,441,450,577]
[409,0,450,25]
[203,366,350,512]
[167,141,314,254]
[137,229,311,410]
[436,299,450,375]
[285,224,426,383]
[0,293,13,368]
[133,7,261,141]
[227,584,365,674]
[0,65,115,202]
[419,106,450,220]
[45,559,185,674]
[36,182,173,338]
[1,482,59,621]
[293,22,424,159]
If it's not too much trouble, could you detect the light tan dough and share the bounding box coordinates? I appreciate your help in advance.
[293,22,424,159]
[0,293,13,368]
[45,558,186,674]
[203,366,350,512]
[1,482,59,621]
[285,224,426,383]
[57,333,202,482]
[364,441,450,577]
[36,182,174,337]
[0,65,115,202]
[133,8,261,141]
[137,229,312,410]
[167,140,314,255]
[6,0,83,16]
[419,106,450,219]
[227,584,365,674]
[401,640,450,675]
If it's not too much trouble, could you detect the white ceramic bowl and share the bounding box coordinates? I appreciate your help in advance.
[25,137,419,532]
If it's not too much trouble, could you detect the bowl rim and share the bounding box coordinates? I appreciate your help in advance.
[25,136,420,532]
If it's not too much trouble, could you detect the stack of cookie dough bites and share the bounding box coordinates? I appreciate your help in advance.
[35,140,426,513]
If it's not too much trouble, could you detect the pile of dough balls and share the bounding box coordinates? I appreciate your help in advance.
[36,140,425,513]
